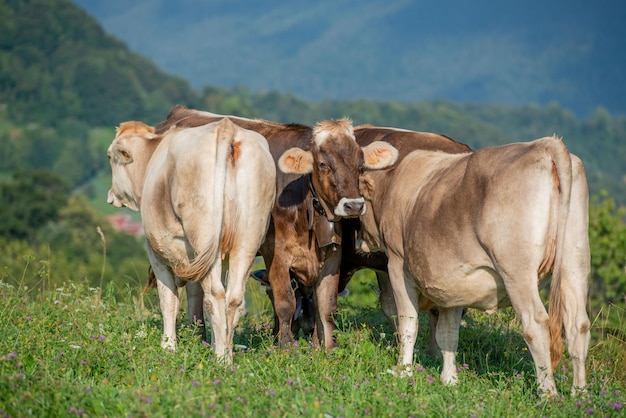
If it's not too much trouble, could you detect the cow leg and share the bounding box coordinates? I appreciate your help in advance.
[436,307,463,385]
[201,259,229,363]
[313,248,341,351]
[224,250,256,359]
[562,156,591,396]
[375,270,398,330]
[267,261,296,348]
[427,307,440,357]
[387,253,419,372]
[507,282,557,396]
[146,246,179,351]
[185,281,206,342]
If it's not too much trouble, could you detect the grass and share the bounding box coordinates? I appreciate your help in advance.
[0,265,624,417]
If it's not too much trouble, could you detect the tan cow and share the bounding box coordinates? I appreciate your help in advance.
[154,106,399,350]
[357,130,590,397]
[107,118,276,364]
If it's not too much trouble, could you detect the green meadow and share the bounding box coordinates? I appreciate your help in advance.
[0,262,623,417]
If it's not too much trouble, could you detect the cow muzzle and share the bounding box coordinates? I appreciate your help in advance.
[334,197,366,218]
[107,189,123,208]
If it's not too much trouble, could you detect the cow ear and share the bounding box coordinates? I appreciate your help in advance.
[362,141,398,170]
[278,147,314,174]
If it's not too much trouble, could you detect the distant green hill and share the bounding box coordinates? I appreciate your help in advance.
[1,0,624,206]
[73,0,626,119]
[0,0,200,127]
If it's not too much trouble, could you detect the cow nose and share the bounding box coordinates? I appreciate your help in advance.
[343,200,364,216]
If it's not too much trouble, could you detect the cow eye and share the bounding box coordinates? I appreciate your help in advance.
[318,161,329,170]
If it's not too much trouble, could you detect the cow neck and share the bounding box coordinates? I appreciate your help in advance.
[308,174,327,218]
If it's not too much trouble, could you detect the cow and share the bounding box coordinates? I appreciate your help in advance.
[355,125,591,396]
[153,105,399,350]
[107,118,276,364]
[276,125,469,353]
[334,125,473,354]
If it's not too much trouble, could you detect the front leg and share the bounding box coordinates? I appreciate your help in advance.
[185,281,206,342]
[313,247,341,350]
[436,307,464,385]
[146,245,180,351]
[387,253,419,370]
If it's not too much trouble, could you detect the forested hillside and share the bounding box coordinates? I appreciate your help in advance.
[73,0,626,118]
[0,0,200,127]
[0,0,624,317]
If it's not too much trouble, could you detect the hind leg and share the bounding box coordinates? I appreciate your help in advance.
[504,273,557,396]
[201,258,229,363]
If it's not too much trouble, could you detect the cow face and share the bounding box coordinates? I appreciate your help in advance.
[107,121,160,212]
[278,118,398,221]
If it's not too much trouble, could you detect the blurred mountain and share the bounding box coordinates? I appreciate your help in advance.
[73,0,626,118]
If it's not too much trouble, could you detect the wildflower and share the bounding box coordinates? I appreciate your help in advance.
[417,366,425,372]
[212,379,221,385]
[7,352,16,360]
[576,401,583,407]
[585,408,594,414]
[365,408,371,415]
[141,396,152,404]
[86,386,92,393]
[287,379,294,386]
[26,316,31,321]
[599,390,607,396]
[609,402,622,410]
[427,375,434,384]
[266,389,276,396]
[193,380,200,387]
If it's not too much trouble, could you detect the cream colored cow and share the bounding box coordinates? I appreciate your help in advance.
[107,118,276,364]
[357,130,590,397]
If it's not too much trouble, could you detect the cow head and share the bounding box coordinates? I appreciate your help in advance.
[278,118,398,221]
[107,121,161,211]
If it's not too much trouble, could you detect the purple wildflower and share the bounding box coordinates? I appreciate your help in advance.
[609,402,622,410]
[85,386,92,393]
[585,408,594,414]
[141,396,152,404]
[7,352,16,360]
[287,379,294,386]
[192,380,200,387]
[427,375,434,384]
[212,379,221,385]
[266,389,276,396]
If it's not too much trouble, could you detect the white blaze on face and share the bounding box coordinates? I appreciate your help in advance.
[313,118,355,146]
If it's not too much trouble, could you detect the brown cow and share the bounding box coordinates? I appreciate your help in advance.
[357,126,590,397]
[338,125,472,353]
[154,105,398,349]
[107,118,276,364]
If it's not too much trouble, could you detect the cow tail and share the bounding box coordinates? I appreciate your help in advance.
[547,135,572,371]
[172,118,235,282]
